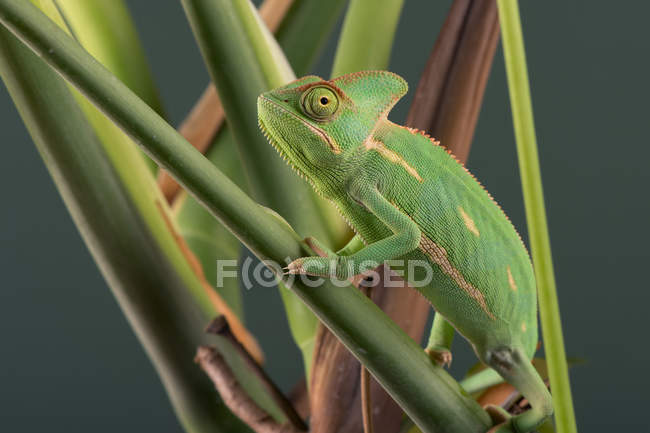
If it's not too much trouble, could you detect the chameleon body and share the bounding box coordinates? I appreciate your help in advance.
[258,71,552,432]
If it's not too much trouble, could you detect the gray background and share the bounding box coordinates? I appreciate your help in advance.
[1,1,647,431]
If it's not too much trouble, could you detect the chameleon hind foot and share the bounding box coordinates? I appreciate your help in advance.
[425,313,454,368]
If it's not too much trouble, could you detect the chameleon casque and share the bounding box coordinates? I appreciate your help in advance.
[257,71,552,432]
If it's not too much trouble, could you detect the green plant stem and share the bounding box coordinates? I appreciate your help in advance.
[496,1,577,433]
[0,2,493,430]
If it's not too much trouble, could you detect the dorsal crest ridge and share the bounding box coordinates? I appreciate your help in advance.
[401,124,529,254]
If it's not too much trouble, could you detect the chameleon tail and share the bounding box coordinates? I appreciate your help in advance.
[486,346,553,433]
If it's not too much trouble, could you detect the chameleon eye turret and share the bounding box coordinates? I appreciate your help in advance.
[301,86,339,121]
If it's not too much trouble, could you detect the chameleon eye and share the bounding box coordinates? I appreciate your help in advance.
[301,86,339,121]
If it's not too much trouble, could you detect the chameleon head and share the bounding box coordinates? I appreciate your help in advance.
[257,71,408,192]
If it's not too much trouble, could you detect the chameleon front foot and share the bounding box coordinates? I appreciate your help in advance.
[425,314,454,368]
[285,255,356,278]
[284,259,306,275]
[289,236,381,278]
[285,237,340,276]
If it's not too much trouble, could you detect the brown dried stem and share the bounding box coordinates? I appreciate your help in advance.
[308,1,500,432]
[205,316,308,431]
[196,346,305,433]
[287,379,310,421]
[360,285,375,433]
[157,0,294,203]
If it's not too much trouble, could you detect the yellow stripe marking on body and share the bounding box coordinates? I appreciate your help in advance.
[419,235,495,320]
[521,322,527,332]
[458,206,480,237]
[364,137,423,182]
[507,266,518,292]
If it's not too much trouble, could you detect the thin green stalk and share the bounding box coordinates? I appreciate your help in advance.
[276,0,350,246]
[496,1,577,432]
[331,0,405,75]
[0,2,493,430]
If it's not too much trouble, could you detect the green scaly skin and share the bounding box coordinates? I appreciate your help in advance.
[258,71,553,433]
